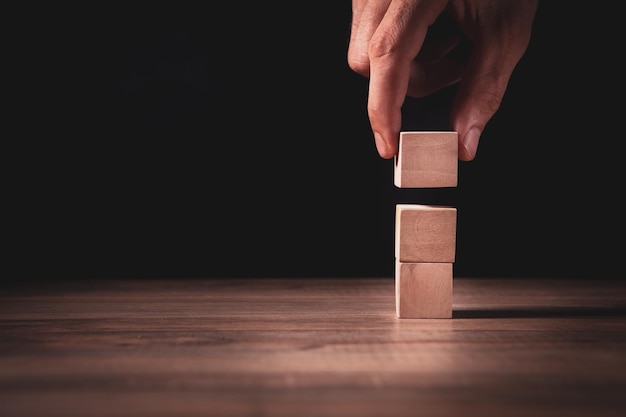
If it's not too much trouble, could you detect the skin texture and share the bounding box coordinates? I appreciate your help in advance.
[348,0,538,161]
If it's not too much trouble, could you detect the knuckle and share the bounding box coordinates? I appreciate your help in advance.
[368,30,399,60]
[347,50,371,76]
[480,86,504,114]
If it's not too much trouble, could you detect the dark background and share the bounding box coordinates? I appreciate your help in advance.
[8,2,624,281]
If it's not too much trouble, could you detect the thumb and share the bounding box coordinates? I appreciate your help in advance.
[451,62,512,161]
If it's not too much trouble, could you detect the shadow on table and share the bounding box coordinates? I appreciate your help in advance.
[453,305,626,319]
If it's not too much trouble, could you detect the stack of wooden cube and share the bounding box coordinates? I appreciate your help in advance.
[394,131,458,319]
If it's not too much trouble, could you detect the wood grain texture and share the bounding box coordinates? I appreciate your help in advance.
[396,261,453,318]
[1,277,625,417]
[395,204,457,263]
[394,131,458,188]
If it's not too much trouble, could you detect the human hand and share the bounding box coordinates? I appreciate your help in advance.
[348,0,538,161]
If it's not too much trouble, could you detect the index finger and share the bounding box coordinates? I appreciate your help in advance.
[367,0,448,158]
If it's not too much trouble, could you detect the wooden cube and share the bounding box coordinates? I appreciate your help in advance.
[394,131,458,188]
[396,261,453,318]
[395,204,456,263]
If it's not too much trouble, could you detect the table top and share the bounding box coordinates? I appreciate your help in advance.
[1,277,625,417]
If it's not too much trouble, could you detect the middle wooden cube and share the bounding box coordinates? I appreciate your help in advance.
[395,204,457,263]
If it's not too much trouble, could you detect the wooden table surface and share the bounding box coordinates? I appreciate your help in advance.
[1,277,625,417]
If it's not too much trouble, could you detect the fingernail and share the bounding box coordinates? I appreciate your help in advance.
[461,127,480,160]
[374,132,387,157]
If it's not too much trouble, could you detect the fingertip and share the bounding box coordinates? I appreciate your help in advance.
[459,127,480,161]
[374,132,395,159]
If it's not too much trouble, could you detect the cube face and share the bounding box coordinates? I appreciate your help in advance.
[396,261,453,318]
[394,131,458,188]
[395,204,457,263]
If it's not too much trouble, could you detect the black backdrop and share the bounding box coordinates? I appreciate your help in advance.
[9,2,624,281]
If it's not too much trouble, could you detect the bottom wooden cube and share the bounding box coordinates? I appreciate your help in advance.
[396,261,453,319]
